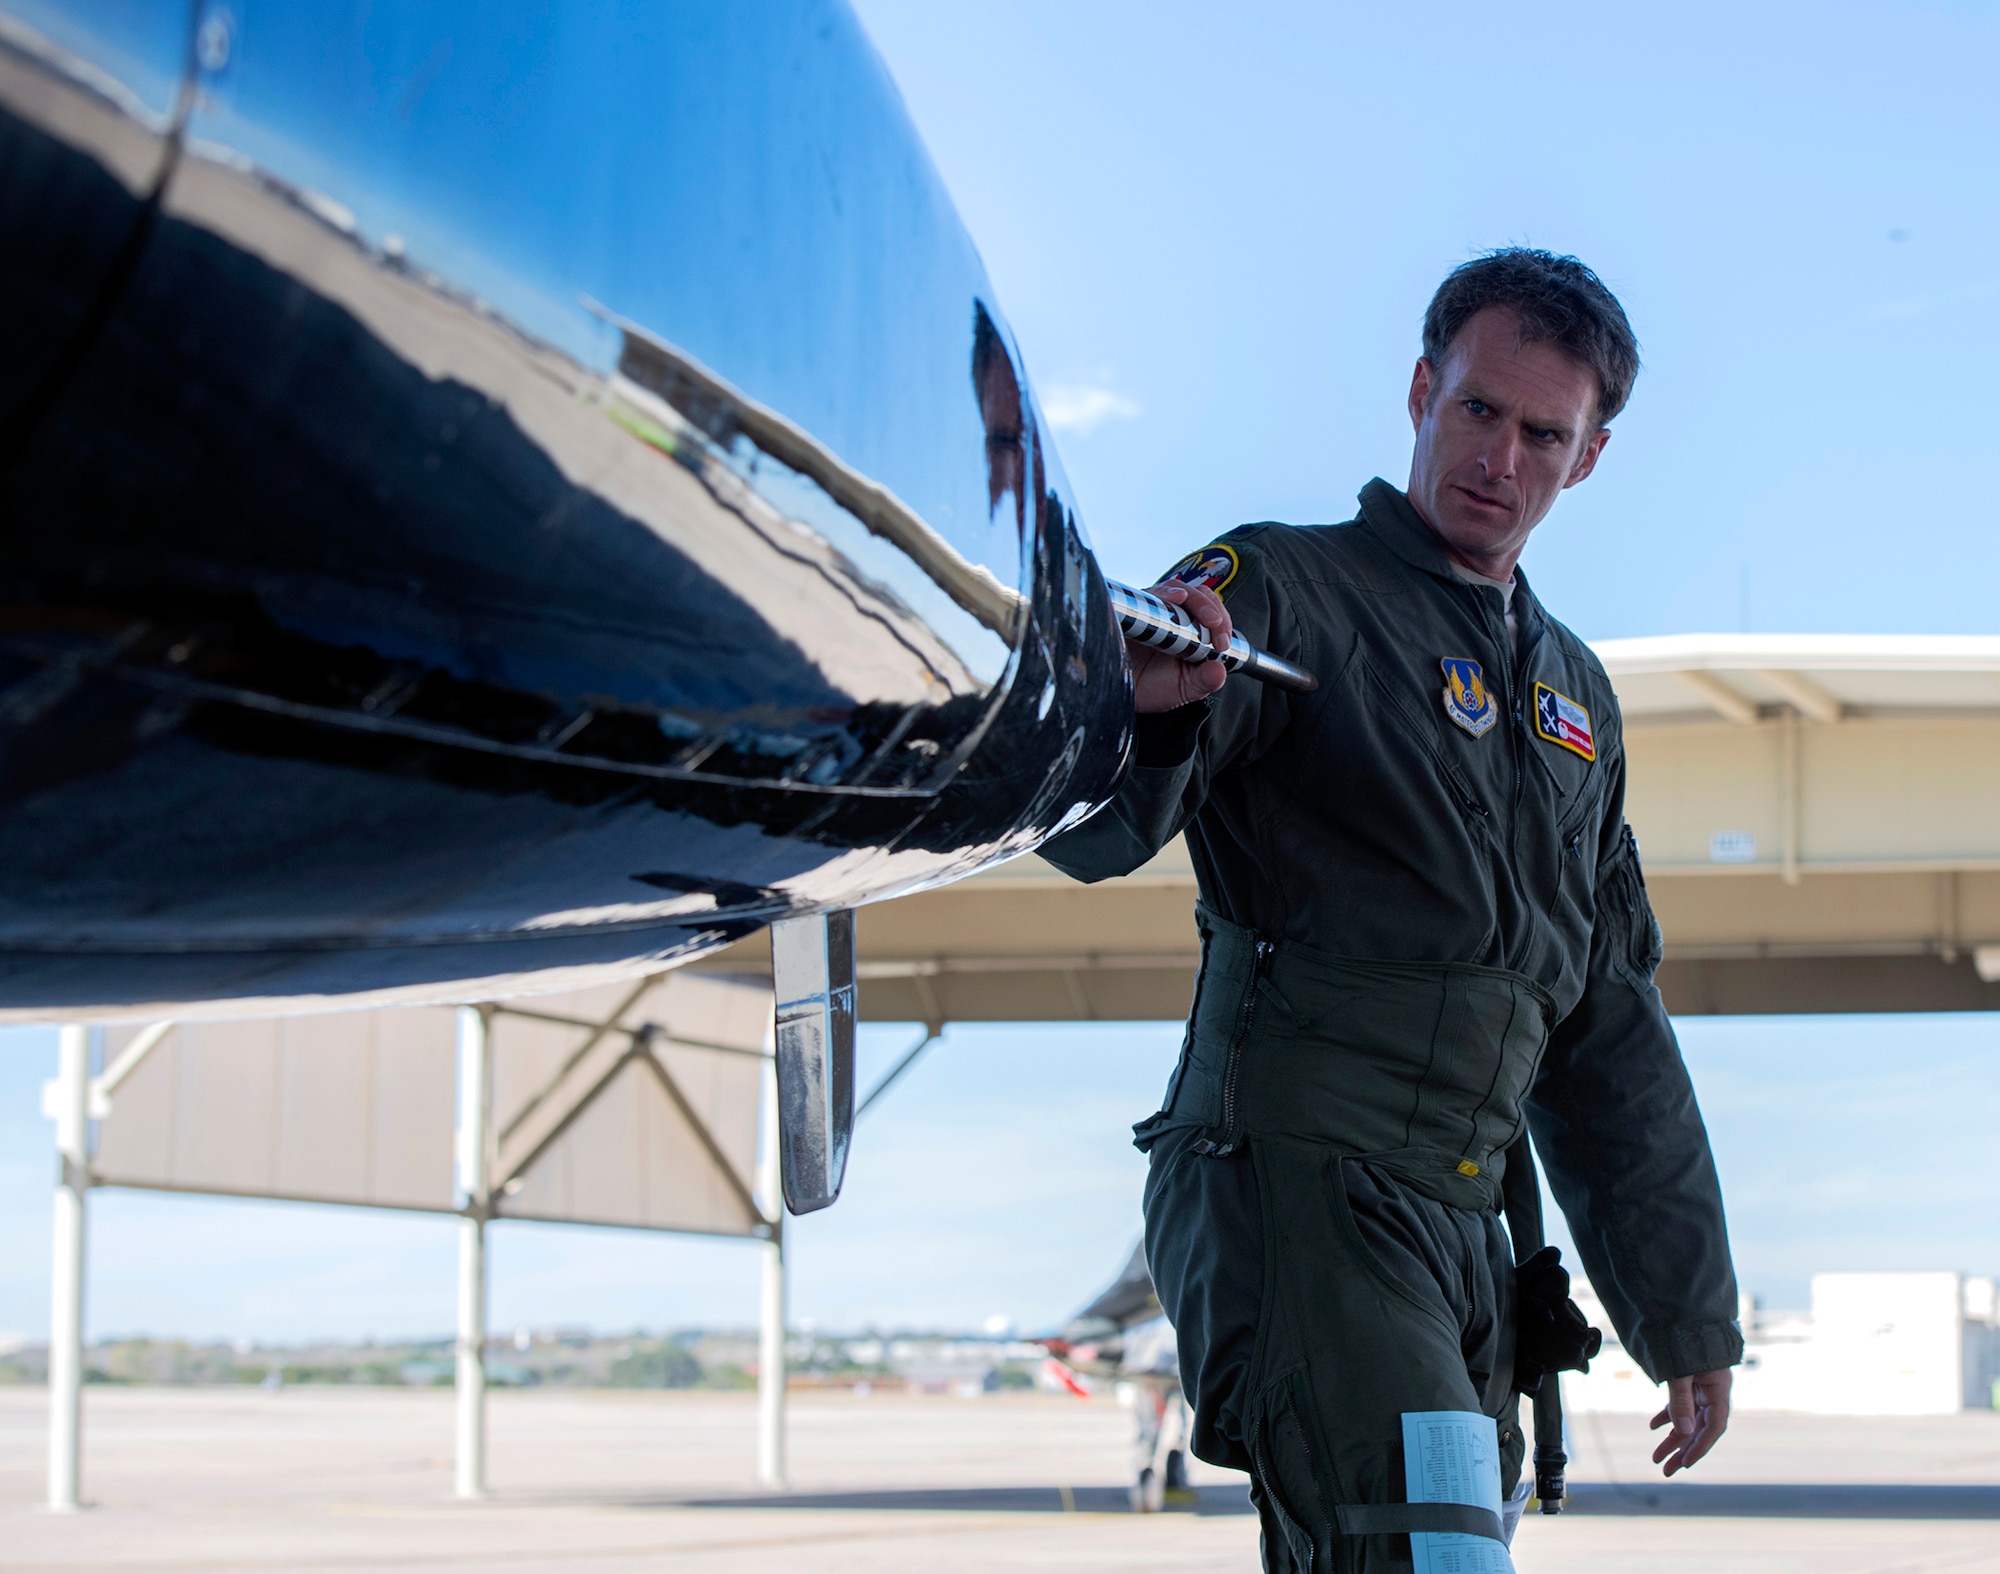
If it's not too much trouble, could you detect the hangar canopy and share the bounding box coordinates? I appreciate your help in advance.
[695,636,2000,1020]
[46,973,790,1511]
[89,972,775,1237]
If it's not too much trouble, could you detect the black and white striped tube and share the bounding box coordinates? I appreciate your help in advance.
[1107,581,1319,694]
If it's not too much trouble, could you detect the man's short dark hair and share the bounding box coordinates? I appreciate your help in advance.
[1422,249,1640,426]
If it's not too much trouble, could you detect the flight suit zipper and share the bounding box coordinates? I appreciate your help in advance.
[1439,755,1491,824]
[1252,1412,1312,1566]
[1547,803,1596,916]
[1251,1426,1315,1566]
[1210,937,1275,1154]
[1251,1378,1339,1562]
[1483,591,1527,828]
[1284,1372,1337,1524]
[1465,581,1531,965]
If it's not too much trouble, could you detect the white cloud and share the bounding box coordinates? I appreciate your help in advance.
[1040,383,1141,436]
[1866,280,1996,321]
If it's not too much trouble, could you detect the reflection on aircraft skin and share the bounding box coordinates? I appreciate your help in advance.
[0,2,1130,1015]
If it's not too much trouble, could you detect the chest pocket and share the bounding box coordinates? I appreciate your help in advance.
[1543,765,1602,914]
[1523,668,1605,906]
[1358,656,1492,832]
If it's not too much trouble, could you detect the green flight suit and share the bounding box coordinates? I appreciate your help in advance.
[1043,479,1742,1572]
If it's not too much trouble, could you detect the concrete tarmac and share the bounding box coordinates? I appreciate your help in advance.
[4,1387,2000,1571]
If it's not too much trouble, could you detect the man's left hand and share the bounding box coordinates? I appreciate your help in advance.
[1649,1367,1731,1475]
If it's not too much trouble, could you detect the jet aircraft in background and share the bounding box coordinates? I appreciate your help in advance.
[1041,1242,1197,1513]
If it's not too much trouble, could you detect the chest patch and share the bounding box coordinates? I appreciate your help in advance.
[1161,543,1241,598]
[1439,658,1496,738]
[1534,682,1596,761]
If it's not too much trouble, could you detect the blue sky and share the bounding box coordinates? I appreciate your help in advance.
[854,0,1999,639]
[4,1,1998,1345]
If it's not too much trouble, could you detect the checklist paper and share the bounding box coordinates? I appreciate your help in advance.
[1400,1410,1515,1574]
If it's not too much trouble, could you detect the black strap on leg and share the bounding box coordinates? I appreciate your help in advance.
[1335,1502,1506,1542]
[1500,1133,1567,1515]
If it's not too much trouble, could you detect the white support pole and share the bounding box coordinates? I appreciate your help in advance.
[756,1054,786,1488]
[91,1020,173,1105]
[454,1007,490,1502]
[1779,705,1803,887]
[46,1024,89,1512]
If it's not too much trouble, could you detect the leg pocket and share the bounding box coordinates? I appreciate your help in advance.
[1323,1159,1464,1345]
[1144,1127,1265,1474]
[1251,1139,1492,1570]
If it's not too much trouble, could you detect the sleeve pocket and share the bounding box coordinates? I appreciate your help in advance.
[1603,824,1663,992]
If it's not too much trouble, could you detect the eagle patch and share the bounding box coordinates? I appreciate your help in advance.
[1440,658,1496,738]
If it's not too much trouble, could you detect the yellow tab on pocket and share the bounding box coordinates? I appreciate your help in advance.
[1456,1160,1481,1178]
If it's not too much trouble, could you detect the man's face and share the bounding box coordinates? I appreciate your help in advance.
[1405,306,1611,578]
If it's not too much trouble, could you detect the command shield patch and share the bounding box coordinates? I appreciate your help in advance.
[1440,658,1496,738]
[1534,682,1596,761]
[1161,543,1241,598]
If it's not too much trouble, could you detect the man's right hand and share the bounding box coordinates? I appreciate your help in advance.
[1649,1367,1732,1475]
[1130,582,1233,713]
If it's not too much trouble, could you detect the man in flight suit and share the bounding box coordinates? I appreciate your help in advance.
[1043,250,1740,1570]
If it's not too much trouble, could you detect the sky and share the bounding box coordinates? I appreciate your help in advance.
[4,1,2000,1347]
[851,0,2000,639]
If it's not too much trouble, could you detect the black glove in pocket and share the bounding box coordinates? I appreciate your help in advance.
[1513,1245,1603,1396]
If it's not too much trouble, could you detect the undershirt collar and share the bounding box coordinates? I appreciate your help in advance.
[1447,560,1518,655]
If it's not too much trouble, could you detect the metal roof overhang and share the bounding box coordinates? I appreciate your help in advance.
[694,637,2000,1021]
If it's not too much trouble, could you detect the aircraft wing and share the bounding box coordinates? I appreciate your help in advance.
[0,0,1133,1023]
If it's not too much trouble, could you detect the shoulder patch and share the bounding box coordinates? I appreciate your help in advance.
[1160,542,1243,599]
[1533,682,1596,761]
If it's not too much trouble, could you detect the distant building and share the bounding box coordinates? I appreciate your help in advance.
[1567,1272,2000,1416]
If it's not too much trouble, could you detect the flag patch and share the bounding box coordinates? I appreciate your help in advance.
[1534,682,1595,761]
[1440,658,1496,738]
